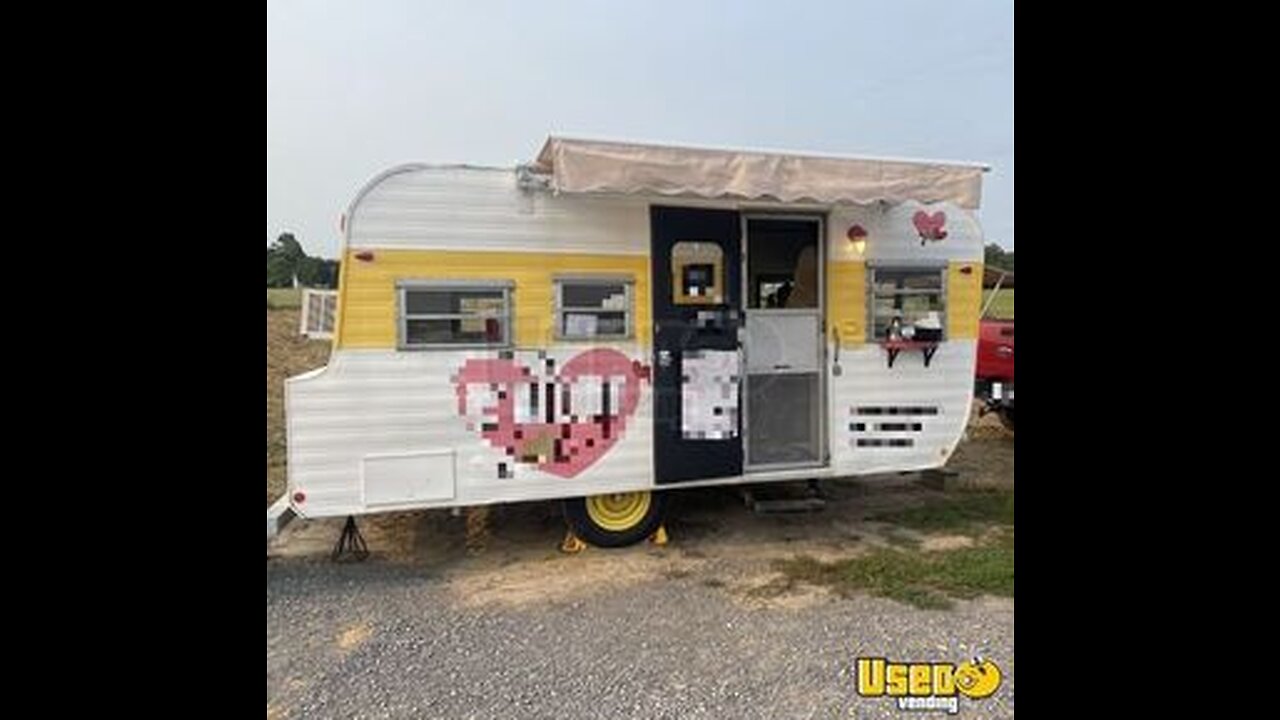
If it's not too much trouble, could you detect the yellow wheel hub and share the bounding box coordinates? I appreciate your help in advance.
[584,492,652,531]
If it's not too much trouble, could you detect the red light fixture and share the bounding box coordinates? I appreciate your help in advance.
[293,491,306,504]
[847,225,868,255]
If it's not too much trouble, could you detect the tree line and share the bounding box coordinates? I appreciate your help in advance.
[984,243,1014,272]
[266,233,340,288]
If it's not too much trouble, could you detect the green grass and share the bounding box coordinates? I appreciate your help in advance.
[882,528,923,548]
[982,289,1014,319]
[267,288,302,309]
[775,530,1014,610]
[869,488,1014,535]
[774,488,1015,609]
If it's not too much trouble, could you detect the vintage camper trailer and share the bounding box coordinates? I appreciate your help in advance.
[282,136,989,548]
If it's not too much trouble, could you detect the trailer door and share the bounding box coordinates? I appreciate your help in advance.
[742,216,825,469]
[650,206,744,484]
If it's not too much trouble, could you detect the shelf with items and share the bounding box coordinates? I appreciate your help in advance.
[879,339,940,368]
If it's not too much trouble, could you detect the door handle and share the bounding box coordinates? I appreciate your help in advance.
[831,326,842,377]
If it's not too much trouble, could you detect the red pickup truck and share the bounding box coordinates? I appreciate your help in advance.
[975,268,1014,429]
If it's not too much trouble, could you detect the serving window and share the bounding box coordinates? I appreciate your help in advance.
[867,266,947,341]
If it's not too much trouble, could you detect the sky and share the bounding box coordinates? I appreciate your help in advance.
[268,0,1013,259]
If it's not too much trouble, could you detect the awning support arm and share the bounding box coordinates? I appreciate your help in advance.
[980,272,1007,319]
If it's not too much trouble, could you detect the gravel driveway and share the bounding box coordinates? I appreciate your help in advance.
[268,437,1014,719]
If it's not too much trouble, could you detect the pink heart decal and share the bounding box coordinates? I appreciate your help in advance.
[912,210,948,242]
[454,349,649,478]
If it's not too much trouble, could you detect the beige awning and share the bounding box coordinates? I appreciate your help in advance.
[534,136,987,209]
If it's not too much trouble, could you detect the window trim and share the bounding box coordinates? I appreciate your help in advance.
[396,279,514,350]
[553,273,635,341]
[866,264,948,342]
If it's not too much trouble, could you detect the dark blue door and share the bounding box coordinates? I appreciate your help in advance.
[650,206,743,484]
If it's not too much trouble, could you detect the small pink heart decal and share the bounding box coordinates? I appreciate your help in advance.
[912,210,948,243]
[454,349,650,478]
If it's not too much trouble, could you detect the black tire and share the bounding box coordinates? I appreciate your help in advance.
[562,491,669,548]
[999,407,1014,431]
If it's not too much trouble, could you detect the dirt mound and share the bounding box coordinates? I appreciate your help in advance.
[965,400,1012,440]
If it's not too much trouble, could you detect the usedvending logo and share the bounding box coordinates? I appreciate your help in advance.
[856,657,1001,715]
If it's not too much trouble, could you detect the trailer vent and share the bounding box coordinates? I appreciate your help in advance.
[300,289,338,340]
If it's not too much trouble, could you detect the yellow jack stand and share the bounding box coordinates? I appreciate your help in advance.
[649,524,669,546]
[560,529,588,554]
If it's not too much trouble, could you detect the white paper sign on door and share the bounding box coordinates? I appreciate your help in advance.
[681,350,740,439]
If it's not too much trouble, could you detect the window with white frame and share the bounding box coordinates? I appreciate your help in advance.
[299,289,338,339]
[397,280,513,349]
[868,266,947,342]
[554,275,634,340]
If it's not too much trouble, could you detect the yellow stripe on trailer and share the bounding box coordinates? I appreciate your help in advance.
[946,261,983,340]
[828,259,867,347]
[336,249,651,349]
